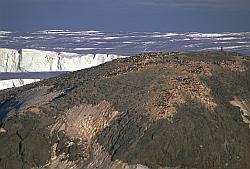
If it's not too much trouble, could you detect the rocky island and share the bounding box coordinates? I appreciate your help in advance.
[0,51,249,169]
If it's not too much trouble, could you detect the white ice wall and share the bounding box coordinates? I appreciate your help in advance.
[0,48,127,72]
[20,49,59,72]
[0,48,20,72]
[0,48,128,89]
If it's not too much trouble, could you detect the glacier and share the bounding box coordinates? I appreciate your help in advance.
[0,48,126,72]
[0,48,127,90]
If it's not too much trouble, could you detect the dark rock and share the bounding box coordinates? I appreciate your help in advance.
[0,51,249,169]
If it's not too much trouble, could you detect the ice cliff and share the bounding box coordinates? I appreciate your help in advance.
[0,48,127,89]
[0,48,126,72]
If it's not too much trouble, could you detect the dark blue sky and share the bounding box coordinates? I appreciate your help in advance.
[0,0,250,32]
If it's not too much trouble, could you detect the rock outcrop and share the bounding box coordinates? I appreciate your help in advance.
[0,51,250,169]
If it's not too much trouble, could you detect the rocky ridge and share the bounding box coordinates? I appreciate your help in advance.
[0,51,250,169]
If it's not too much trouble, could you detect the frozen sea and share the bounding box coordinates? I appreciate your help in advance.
[0,30,250,55]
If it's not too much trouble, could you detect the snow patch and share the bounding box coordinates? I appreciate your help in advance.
[0,79,40,90]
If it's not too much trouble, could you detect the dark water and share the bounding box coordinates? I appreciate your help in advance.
[0,30,250,55]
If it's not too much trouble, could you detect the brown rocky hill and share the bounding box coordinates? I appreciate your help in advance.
[0,51,250,169]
